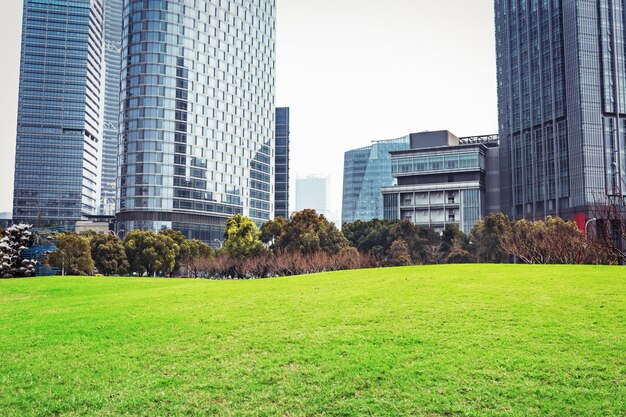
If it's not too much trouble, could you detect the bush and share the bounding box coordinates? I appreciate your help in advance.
[192,249,375,279]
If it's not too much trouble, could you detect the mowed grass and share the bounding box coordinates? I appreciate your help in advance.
[0,265,624,416]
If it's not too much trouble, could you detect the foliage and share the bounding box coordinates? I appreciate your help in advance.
[192,248,376,279]
[90,234,129,276]
[180,239,213,277]
[271,209,349,255]
[259,216,288,246]
[124,230,178,276]
[49,233,94,276]
[223,214,265,259]
[470,213,511,263]
[387,239,412,266]
[591,198,626,263]
[0,266,623,416]
[499,216,612,264]
[0,224,36,278]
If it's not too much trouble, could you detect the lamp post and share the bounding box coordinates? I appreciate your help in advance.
[213,238,224,248]
[585,217,597,238]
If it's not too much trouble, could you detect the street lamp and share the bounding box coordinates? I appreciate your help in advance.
[213,238,224,248]
[585,217,597,238]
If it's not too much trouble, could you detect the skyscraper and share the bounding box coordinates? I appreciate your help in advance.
[116,1,276,243]
[275,107,290,219]
[342,136,410,224]
[496,0,626,221]
[296,175,330,218]
[13,0,106,226]
[101,0,123,216]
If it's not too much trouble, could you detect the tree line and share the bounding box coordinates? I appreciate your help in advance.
[2,206,624,279]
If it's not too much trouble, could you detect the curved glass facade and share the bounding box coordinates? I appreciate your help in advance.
[117,0,275,242]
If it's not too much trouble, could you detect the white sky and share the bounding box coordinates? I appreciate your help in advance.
[0,0,498,221]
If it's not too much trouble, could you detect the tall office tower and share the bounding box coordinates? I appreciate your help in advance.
[342,136,410,224]
[117,1,276,243]
[296,175,331,217]
[13,0,105,227]
[100,0,124,216]
[496,0,626,222]
[275,107,290,219]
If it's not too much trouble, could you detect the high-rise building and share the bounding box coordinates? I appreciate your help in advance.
[13,0,105,227]
[101,0,123,216]
[382,131,500,234]
[296,175,330,217]
[116,1,276,243]
[275,107,290,219]
[496,0,626,222]
[342,135,410,224]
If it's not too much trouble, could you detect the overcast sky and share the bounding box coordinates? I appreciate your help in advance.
[0,0,497,221]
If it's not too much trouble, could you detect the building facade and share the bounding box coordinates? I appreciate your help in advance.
[496,0,626,221]
[100,0,124,216]
[296,175,331,218]
[275,107,290,219]
[13,0,106,227]
[382,131,500,234]
[342,135,410,224]
[116,0,276,243]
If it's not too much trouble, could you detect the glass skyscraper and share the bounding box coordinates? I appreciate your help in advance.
[496,0,626,220]
[275,107,290,219]
[116,0,275,243]
[101,0,124,216]
[342,136,410,224]
[13,0,105,226]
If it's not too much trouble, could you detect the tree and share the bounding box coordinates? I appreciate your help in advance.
[90,234,129,275]
[223,214,265,259]
[124,230,178,276]
[158,229,188,276]
[499,216,595,264]
[49,233,94,275]
[470,213,511,263]
[275,209,349,255]
[0,224,36,278]
[182,239,212,277]
[592,198,626,263]
[387,239,412,266]
[260,216,288,246]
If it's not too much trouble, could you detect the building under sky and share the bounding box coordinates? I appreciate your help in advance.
[496,0,626,223]
[13,0,105,226]
[116,0,276,243]
[342,136,410,224]
[101,0,123,216]
[296,175,330,218]
[275,107,290,219]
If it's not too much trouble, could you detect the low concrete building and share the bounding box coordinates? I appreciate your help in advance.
[382,130,499,234]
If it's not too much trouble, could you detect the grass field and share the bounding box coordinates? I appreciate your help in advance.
[0,265,624,416]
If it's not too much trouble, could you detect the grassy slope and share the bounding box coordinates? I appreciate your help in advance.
[0,265,624,416]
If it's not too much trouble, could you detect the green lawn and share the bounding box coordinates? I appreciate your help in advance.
[0,265,624,416]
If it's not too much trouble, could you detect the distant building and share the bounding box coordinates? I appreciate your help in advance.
[496,0,626,223]
[382,131,499,234]
[342,136,410,224]
[296,175,331,218]
[275,107,290,219]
